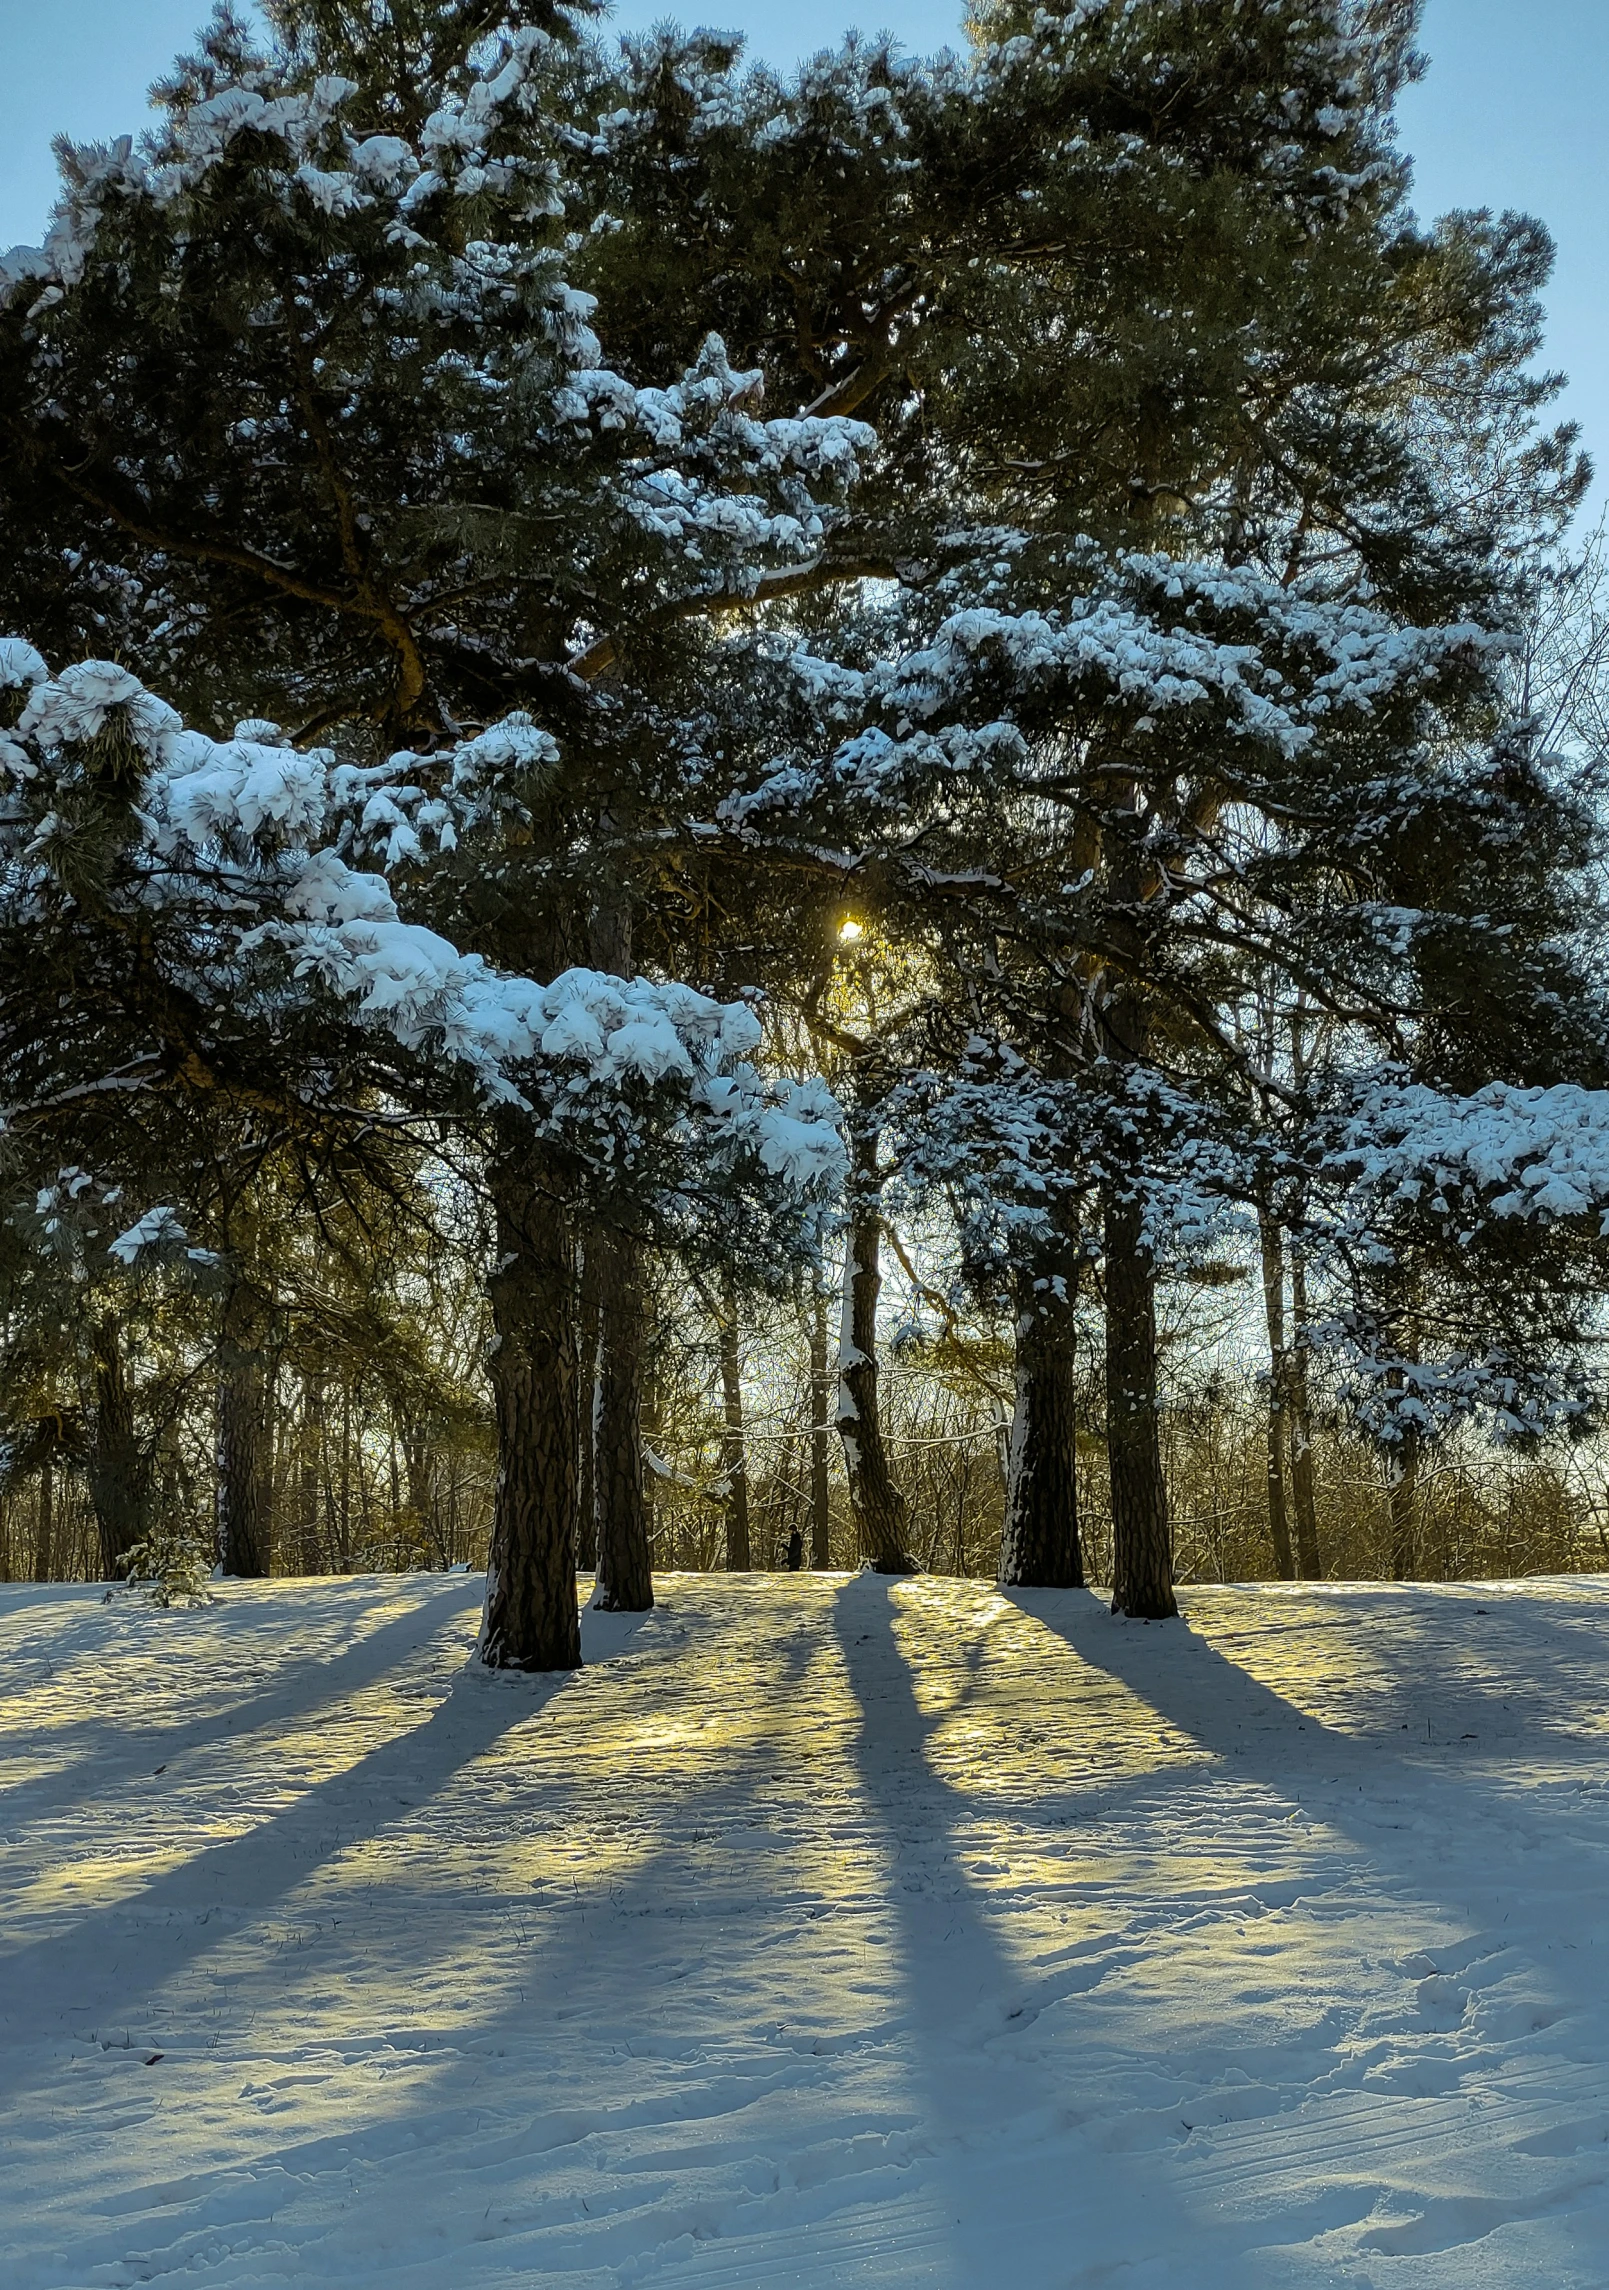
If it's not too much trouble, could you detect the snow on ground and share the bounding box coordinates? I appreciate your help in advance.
[3,1572,1609,2288]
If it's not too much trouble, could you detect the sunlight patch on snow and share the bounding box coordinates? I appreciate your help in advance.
[5,1573,1609,2287]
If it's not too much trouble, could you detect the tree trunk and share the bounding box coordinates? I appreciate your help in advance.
[581,882,651,1609]
[402,1426,442,1567]
[1092,790,1176,1619]
[809,1281,832,1569]
[836,1133,915,1572]
[298,1371,324,1575]
[87,1314,150,1579]
[999,1268,1084,1588]
[388,1421,401,1543]
[1382,1291,1422,1582]
[217,1282,272,1577]
[592,1222,653,1612]
[480,1151,582,1669]
[575,1233,601,1575]
[1387,1424,1420,1582]
[1257,1215,1297,1582]
[641,1351,662,1566]
[718,1274,751,1571]
[1288,1251,1323,1579]
[32,1450,53,1583]
[1103,1188,1176,1618]
[337,1377,353,1570]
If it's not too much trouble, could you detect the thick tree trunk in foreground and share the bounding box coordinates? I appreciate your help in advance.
[481,1155,582,1670]
[217,1284,272,1578]
[718,1276,751,1571]
[1095,802,1176,1618]
[592,1223,653,1612]
[1288,1252,1323,1579]
[1258,1215,1297,1582]
[999,1272,1084,1588]
[1103,1189,1176,1619]
[809,1282,832,1569]
[836,1139,915,1572]
[88,1314,150,1579]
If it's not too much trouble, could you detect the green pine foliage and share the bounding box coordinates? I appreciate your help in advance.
[3,0,1609,1608]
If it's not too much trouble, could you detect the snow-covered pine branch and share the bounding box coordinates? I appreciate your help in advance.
[887,1045,1257,1292]
[717,552,1499,831]
[0,26,873,743]
[1324,1076,1609,1236]
[0,646,843,1209]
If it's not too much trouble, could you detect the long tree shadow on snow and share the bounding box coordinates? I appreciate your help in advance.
[0,1577,485,1826]
[1003,1583,1609,1968]
[1002,1582,1592,1809]
[0,1627,630,2064]
[1275,1579,1609,1764]
[830,1574,1283,2290]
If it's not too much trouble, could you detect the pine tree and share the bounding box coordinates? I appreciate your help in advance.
[679,2,1604,1616]
[0,4,852,1655]
[0,635,840,1629]
[8,0,1609,1633]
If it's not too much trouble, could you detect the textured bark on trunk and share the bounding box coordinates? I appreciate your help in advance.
[583,885,651,1610]
[1103,1189,1176,1619]
[999,1272,1084,1588]
[641,1354,662,1563]
[1387,1424,1420,1582]
[1288,1252,1323,1579]
[592,1222,653,1612]
[717,1276,752,1571]
[88,1315,150,1579]
[836,1136,915,1572]
[217,1284,272,1578]
[809,1283,832,1569]
[32,1452,53,1583]
[481,1154,582,1670]
[1258,1216,1297,1582]
[402,1430,442,1566]
[575,1234,601,1575]
[298,1371,324,1575]
[1090,782,1178,1618]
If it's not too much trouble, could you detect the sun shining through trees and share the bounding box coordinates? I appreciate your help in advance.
[6,1,1609,1612]
[3,0,1609,2281]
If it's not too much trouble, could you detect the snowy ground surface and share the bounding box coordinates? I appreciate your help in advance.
[3,1572,1609,2288]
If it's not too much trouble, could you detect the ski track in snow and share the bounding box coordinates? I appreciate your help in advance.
[2,1572,1608,2287]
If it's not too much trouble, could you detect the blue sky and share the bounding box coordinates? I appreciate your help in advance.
[2,0,1604,519]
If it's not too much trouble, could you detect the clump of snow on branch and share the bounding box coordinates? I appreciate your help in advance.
[715,554,1495,827]
[1328,1079,1609,1232]
[0,649,843,1199]
[889,1046,1252,1289]
[108,1207,192,1265]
